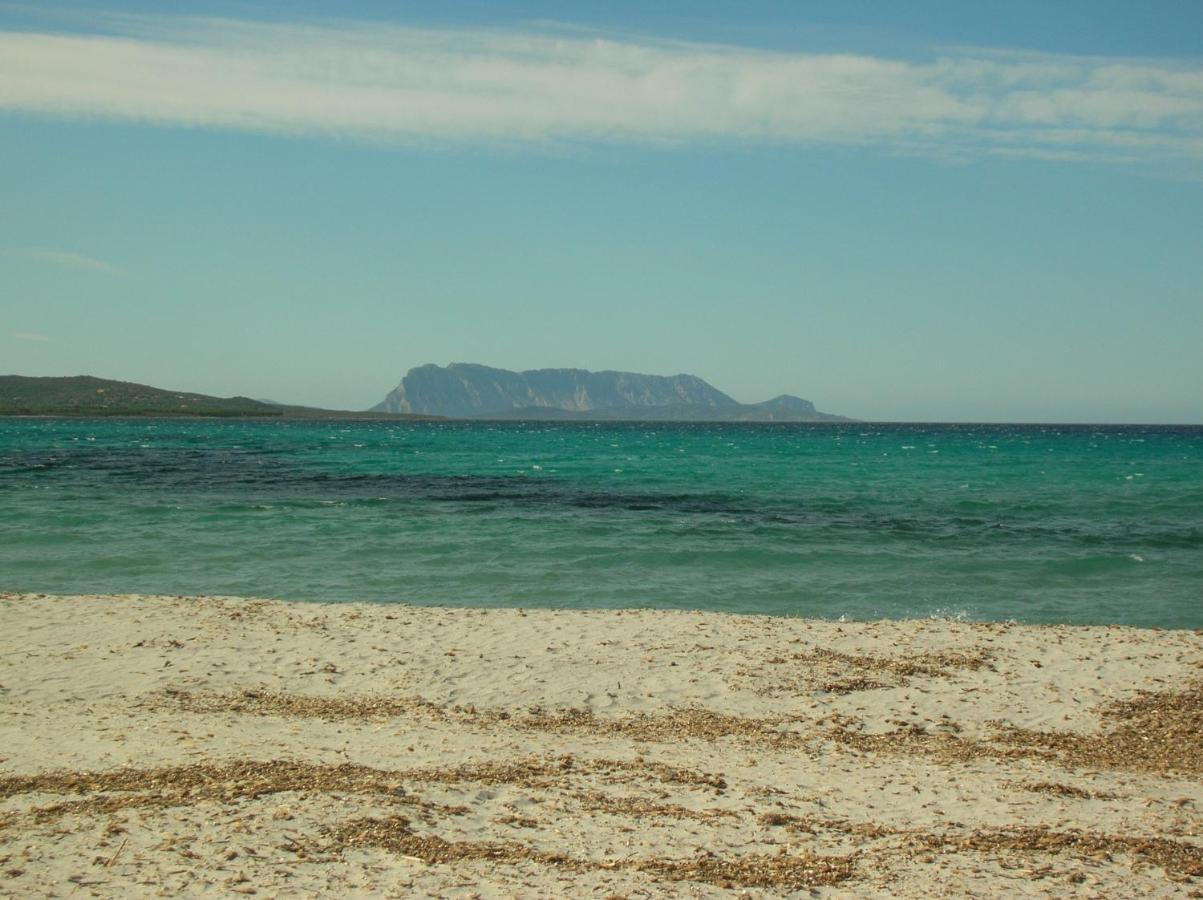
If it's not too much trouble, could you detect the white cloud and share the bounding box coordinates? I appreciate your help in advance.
[0,15,1200,167]
[7,247,120,274]
[12,332,50,342]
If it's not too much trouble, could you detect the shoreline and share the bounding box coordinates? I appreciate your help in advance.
[4,591,1198,633]
[2,592,1201,897]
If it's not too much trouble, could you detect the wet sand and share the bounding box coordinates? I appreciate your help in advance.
[1,592,1201,897]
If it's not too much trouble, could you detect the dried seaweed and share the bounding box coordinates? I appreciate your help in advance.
[0,760,445,821]
[825,721,1034,767]
[823,679,1203,776]
[573,790,737,821]
[758,811,899,838]
[996,681,1203,775]
[1010,781,1119,801]
[331,815,857,889]
[815,677,893,695]
[755,813,1203,879]
[738,647,994,696]
[159,688,450,722]
[515,706,807,749]
[639,849,857,890]
[906,826,1203,877]
[331,815,579,868]
[798,648,994,680]
[0,753,726,824]
[400,754,726,791]
[493,814,540,828]
[159,688,810,751]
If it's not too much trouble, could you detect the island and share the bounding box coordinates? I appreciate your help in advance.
[372,363,849,422]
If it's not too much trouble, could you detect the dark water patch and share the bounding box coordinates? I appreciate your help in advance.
[6,444,1201,551]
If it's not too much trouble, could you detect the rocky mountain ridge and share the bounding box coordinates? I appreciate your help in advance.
[371,363,847,421]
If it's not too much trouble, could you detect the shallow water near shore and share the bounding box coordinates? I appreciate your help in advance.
[1,418,1200,627]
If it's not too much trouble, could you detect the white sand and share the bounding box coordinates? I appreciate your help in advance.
[1,592,1201,898]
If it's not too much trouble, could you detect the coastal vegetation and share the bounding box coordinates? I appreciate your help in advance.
[0,375,434,419]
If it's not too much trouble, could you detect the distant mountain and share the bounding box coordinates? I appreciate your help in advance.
[0,375,432,419]
[371,364,848,422]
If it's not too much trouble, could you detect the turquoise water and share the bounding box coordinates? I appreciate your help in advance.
[1,418,1200,627]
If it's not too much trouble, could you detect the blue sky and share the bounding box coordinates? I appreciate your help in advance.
[2,2,1201,422]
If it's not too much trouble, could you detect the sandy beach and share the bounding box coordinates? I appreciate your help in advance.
[1,593,1201,898]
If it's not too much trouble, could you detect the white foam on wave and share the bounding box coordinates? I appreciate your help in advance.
[925,608,971,622]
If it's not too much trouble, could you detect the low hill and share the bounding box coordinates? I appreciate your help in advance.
[0,376,432,419]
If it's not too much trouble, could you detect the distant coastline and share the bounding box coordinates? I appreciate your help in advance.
[0,375,438,421]
[4,374,1198,426]
[2,369,850,422]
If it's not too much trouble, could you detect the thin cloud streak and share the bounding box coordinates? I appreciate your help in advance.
[0,16,1200,166]
[7,247,120,274]
[12,332,50,342]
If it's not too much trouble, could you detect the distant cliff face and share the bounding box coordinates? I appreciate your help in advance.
[371,364,847,422]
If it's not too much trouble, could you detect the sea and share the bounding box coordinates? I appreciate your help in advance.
[1,418,1200,628]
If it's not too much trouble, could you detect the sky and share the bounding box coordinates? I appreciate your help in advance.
[2,1,1201,422]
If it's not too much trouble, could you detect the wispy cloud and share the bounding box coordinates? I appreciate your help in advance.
[7,247,120,274]
[12,332,50,342]
[0,15,1200,167]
